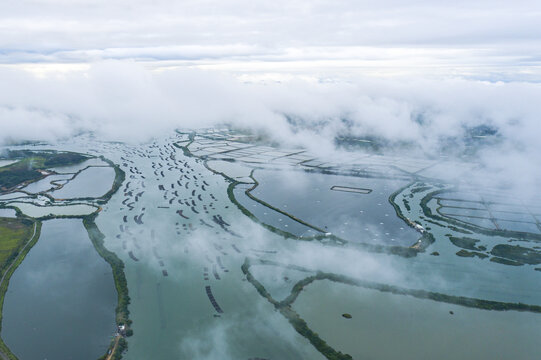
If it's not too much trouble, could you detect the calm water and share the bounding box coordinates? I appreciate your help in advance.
[50,166,115,199]
[233,183,321,237]
[249,168,419,246]
[21,174,73,194]
[2,219,116,360]
[294,279,541,360]
[93,141,325,360]
[5,136,541,360]
[7,202,98,218]
[0,208,16,218]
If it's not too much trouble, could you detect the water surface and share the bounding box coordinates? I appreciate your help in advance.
[2,219,116,360]
[293,279,541,360]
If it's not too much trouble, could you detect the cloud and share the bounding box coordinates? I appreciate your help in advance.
[1,61,540,196]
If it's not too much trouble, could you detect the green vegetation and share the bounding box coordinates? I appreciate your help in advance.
[43,152,88,167]
[449,236,483,251]
[423,218,447,227]
[0,218,41,360]
[490,257,524,266]
[388,183,413,222]
[456,249,475,257]
[97,157,126,205]
[402,198,411,211]
[456,249,488,259]
[0,160,43,190]
[281,306,353,360]
[83,214,131,360]
[0,218,34,270]
[242,257,541,360]
[388,182,435,252]
[115,338,128,359]
[0,151,88,191]
[411,186,431,194]
[172,132,196,158]
[490,244,541,265]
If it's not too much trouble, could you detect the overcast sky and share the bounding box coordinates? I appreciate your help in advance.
[1,0,541,80]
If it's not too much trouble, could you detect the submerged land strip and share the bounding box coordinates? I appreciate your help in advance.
[242,257,541,360]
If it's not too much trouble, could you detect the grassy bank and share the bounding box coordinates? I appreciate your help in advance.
[97,157,126,205]
[241,259,352,360]
[388,182,435,252]
[242,257,541,360]
[83,214,132,359]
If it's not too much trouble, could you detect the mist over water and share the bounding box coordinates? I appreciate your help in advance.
[1,62,539,199]
[1,2,541,359]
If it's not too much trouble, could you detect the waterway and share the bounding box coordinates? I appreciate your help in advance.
[2,219,116,360]
[50,166,115,199]
[3,134,541,360]
[293,279,541,360]
[248,168,419,246]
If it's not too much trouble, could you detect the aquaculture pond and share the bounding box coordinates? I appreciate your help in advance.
[92,139,325,360]
[7,134,541,360]
[20,174,73,194]
[233,183,322,237]
[50,166,115,199]
[6,202,98,218]
[292,279,541,360]
[0,208,16,218]
[0,160,18,168]
[2,219,116,360]
[248,168,419,246]
[432,189,541,234]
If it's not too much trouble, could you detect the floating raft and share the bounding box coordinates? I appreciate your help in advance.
[330,185,372,194]
[128,251,139,261]
[205,286,223,313]
[212,264,221,280]
[177,210,189,219]
[200,219,214,228]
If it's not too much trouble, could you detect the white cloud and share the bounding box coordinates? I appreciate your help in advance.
[1,62,540,197]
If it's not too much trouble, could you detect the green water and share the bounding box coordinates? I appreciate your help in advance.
[293,279,541,360]
[2,219,116,360]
